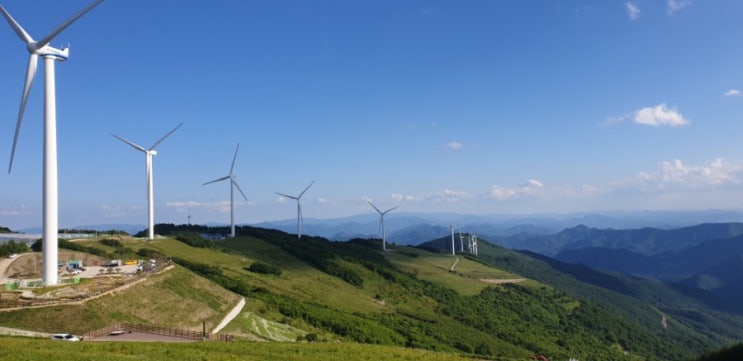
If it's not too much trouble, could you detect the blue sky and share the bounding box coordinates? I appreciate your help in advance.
[0,0,742,230]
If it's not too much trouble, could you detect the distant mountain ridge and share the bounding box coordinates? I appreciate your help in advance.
[255,209,743,244]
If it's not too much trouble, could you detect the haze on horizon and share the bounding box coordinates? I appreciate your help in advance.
[1,0,742,230]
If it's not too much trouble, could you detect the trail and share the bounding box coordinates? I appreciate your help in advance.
[212,297,245,334]
[449,257,459,272]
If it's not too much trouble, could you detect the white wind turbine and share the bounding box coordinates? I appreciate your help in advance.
[275,181,314,239]
[369,202,398,251]
[1,0,104,286]
[450,224,456,255]
[203,144,247,238]
[111,123,183,240]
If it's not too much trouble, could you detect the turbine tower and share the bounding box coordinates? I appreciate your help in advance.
[369,202,398,251]
[1,0,104,286]
[111,123,182,240]
[275,181,314,239]
[450,224,455,255]
[203,144,247,238]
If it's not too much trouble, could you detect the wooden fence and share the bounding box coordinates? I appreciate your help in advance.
[84,322,234,341]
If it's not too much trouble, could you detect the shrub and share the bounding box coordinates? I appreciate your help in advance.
[247,261,282,276]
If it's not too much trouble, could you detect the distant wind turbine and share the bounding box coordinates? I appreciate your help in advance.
[111,123,182,240]
[369,202,398,251]
[275,181,314,239]
[450,224,455,255]
[203,144,247,238]
[1,0,104,286]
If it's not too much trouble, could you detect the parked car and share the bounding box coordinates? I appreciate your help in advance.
[50,333,80,341]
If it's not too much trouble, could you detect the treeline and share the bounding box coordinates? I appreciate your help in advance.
[59,228,128,235]
[31,238,137,260]
[0,240,28,257]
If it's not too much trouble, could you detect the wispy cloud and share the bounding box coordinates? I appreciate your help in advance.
[166,200,238,214]
[608,103,689,127]
[101,204,144,218]
[0,204,29,217]
[667,0,692,14]
[391,193,416,202]
[625,2,640,20]
[725,89,741,97]
[490,179,545,200]
[610,158,742,192]
[425,189,469,202]
[447,141,463,150]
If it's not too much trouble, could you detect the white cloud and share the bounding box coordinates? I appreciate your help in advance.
[425,189,469,202]
[491,186,518,200]
[625,2,640,20]
[725,89,741,97]
[391,193,416,202]
[667,0,692,14]
[490,179,545,200]
[632,103,689,127]
[611,158,742,192]
[315,197,329,204]
[447,141,463,150]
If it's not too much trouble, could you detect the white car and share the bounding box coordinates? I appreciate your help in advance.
[50,333,80,341]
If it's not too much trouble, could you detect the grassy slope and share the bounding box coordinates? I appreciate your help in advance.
[0,336,478,361]
[0,266,241,334]
[3,230,731,360]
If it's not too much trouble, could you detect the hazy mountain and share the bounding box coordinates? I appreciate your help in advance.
[253,209,743,245]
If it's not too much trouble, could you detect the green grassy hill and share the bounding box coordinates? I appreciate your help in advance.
[3,224,743,360]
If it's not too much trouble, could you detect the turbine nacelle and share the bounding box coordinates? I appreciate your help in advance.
[29,43,70,60]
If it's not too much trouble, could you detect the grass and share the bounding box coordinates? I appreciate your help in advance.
[227,311,306,341]
[0,336,493,361]
[0,266,241,334]
[386,247,525,296]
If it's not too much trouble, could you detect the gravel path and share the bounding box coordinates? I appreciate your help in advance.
[212,297,245,334]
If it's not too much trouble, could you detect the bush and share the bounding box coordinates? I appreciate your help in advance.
[0,240,28,257]
[247,261,282,276]
[99,239,123,248]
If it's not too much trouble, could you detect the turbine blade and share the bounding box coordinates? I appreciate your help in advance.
[378,217,383,234]
[368,201,381,214]
[0,4,34,44]
[230,143,240,174]
[298,180,315,198]
[110,134,146,153]
[203,175,230,185]
[8,53,38,173]
[275,192,297,200]
[382,206,399,215]
[233,180,248,201]
[150,123,183,150]
[35,0,104,50]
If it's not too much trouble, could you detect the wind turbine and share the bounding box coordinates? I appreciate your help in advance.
[369,202,397,251]
[1,0,104,286]
[450,224,456,255]
[203,144,247,238]
[111,123,182,240]
[275,181,314,239]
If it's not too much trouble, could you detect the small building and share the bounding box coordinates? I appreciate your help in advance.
[67,260,83,271]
